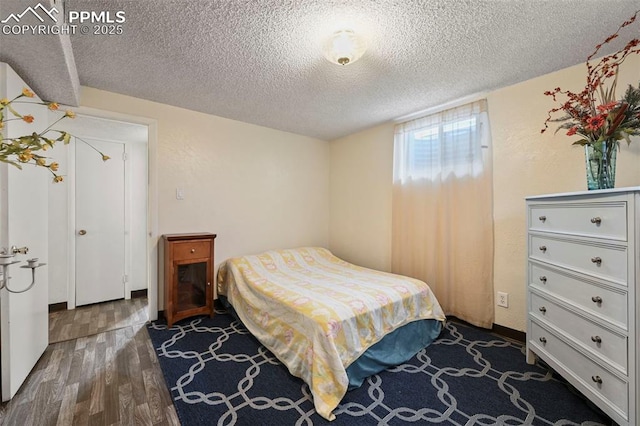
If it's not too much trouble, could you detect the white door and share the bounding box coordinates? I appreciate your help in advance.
[75,138,126,306]
[0,63,49,401]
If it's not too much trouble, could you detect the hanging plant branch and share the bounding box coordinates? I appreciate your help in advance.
[0,88,110,182]
[541,10,640,146]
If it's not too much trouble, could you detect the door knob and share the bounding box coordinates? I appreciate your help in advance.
[10,245,29,255]
[78,230,87,235]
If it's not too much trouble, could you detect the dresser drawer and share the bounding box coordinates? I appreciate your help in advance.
[529,202,627,241]
[530,292,627,373]
[529,263,627,329]
[172,240,211,261]
[529,321,628,417]
[529,235,627,285]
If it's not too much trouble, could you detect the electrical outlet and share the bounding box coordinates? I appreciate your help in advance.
[176,188,185,200]
[497,291,509,308]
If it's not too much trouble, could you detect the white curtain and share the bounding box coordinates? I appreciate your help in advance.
[392,100,494,328]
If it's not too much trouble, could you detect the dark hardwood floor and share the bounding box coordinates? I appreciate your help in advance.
[0,298,179,425]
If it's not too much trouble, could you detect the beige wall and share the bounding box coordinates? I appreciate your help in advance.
[80,87,330,308]
[329,122,395,271]
[329,55,640,331]
[489,54,640,330]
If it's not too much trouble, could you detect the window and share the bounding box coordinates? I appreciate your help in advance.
[394,100,489,182]
[391,99,494,327]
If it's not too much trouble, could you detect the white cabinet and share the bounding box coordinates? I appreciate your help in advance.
[526,188,640,426]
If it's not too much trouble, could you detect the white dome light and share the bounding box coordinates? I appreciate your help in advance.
[323,30,366,66]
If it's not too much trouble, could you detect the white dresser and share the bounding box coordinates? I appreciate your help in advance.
[526,187,640,426]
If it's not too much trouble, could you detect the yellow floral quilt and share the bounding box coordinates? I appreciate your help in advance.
[216,247,445,421]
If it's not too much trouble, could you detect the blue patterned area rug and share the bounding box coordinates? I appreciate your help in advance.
[147,308,611,425]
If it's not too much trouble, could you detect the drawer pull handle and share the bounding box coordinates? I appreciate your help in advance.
[538,215,546,222]
[190,248,196,253]
[591,336,602,344]
[590,217,602,225]
[539,337,547,344]
[591,296,603,304]
[538,306,547,313]
[591,375,602,384]
[207,282,211,286]
[539,246,547,253]
[590,256,602,265]
[539,276,547,283]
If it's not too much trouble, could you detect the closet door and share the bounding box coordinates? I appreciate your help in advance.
[75,138,126,306]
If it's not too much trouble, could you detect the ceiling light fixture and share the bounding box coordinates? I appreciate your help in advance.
[323,30,366,66]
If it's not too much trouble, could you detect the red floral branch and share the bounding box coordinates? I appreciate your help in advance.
[542,10,640,147]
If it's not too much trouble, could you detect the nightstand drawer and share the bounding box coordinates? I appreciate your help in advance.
[529,235,627,285]
[172,240,211,261]
[530,321,628,417]
[530,292,627,373]
[529,202,627,241]
[529,263,627,329]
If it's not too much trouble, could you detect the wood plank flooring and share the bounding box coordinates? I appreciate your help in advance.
[0,298,179,425]
[49,298,149,344]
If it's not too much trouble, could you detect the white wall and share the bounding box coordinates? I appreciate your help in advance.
[329,54,640,331]
[129,141,148,291]
[47,131,69,304]
[79,87,330,309]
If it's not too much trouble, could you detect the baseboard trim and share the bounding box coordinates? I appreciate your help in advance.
[492,323,526,343]
[447,315,525,343]
[49,302,68,313]
[131,289,148,299]
[49,293,149,313]
[148,309,527,342]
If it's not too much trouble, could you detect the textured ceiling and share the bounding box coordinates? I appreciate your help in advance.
[2,1,639,140]
[0,0,80,105]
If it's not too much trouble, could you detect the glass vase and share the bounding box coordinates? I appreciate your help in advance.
[584,141,617,190]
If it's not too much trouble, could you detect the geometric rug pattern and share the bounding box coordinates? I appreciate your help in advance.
[147,307,611,425]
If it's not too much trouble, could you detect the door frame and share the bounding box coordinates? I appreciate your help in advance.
[65,107,158,321]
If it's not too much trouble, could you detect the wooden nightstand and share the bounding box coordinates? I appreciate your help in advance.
[162,233,216,327]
